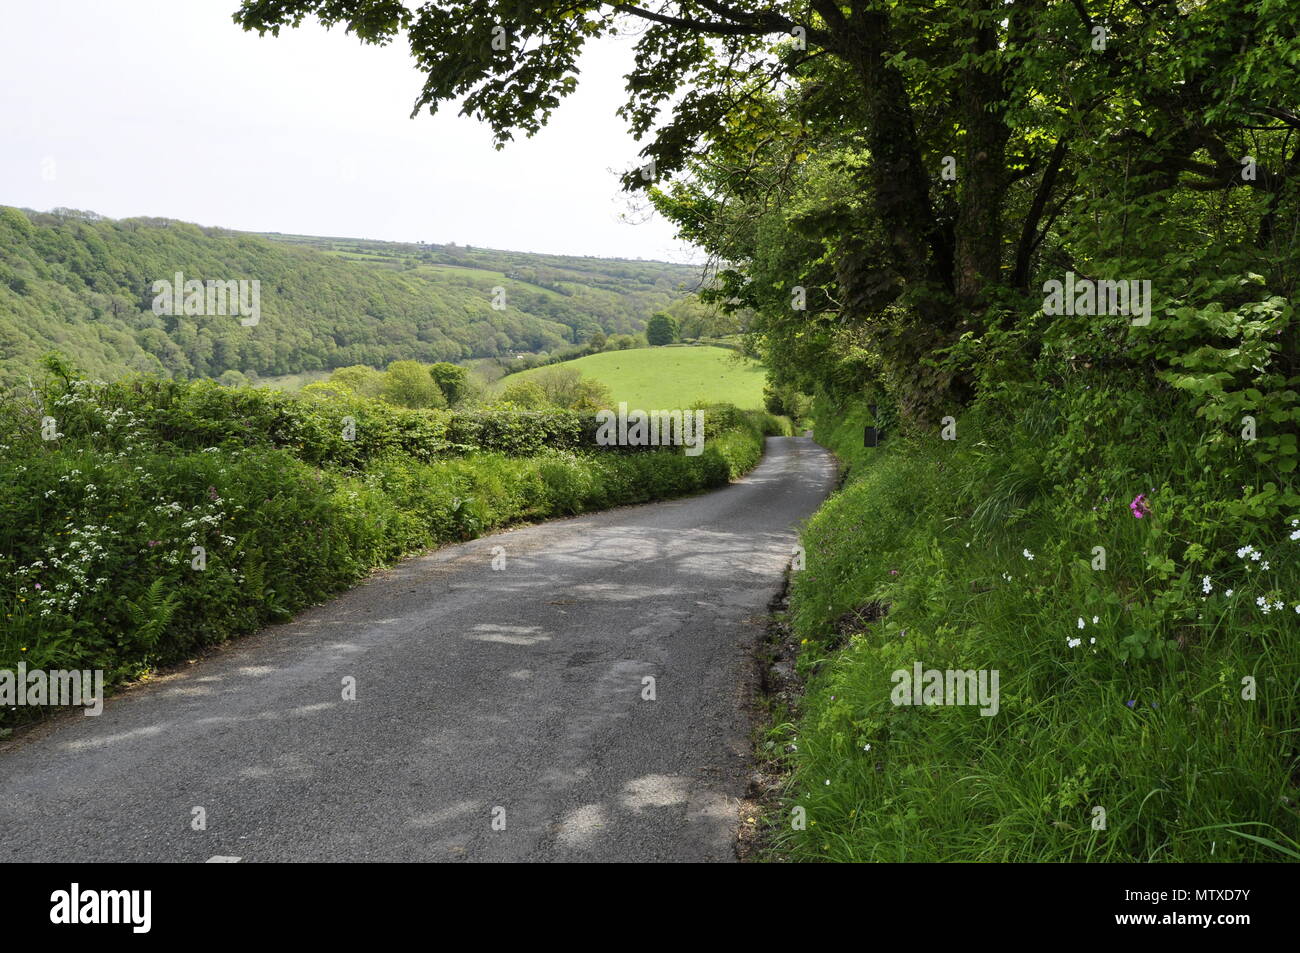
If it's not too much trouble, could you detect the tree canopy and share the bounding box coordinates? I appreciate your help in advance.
[234,0,1300,424]
[645,312,678,345]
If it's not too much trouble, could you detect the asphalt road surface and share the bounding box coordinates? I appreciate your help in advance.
[0,436,836,863]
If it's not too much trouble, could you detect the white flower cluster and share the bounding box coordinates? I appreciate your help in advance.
[50,382,147,454]
[1068,616,1099,650]
[150,494,232,565]
[14,522,114,617]
[1256,596,1286,614]
[1231,537,1298,614]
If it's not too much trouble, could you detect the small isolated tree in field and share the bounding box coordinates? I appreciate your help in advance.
[428,361,470,406]
[329,364,385,399]
[645,313,677,346]
[382,360,446,409]
[532,366,612,411]
[498,378,549,409]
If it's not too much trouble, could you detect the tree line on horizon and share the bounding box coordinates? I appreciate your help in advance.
[0,206,705,390]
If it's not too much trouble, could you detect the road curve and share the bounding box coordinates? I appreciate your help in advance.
[0,436,837,863]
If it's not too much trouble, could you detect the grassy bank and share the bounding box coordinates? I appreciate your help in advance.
[1,371,785,723]
[770,382,1300,862]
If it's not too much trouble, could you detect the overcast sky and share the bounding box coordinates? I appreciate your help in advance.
[0,0,698,263]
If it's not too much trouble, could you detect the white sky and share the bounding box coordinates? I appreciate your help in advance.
[0,0,699,262]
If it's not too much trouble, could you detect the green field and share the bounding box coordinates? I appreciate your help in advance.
[254,370,331,391]
[501,345,766,409]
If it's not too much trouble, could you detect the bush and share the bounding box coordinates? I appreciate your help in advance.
[382,359,446,409]
[646,312,679,346]
[428,362,470,406]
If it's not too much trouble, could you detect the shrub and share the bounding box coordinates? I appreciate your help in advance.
[646,312,678,346]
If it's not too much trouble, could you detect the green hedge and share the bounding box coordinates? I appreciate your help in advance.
[0,376,781,724]
[23,377,788,468]
[34,377,601,466]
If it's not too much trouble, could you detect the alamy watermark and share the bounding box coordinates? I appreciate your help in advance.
[1,664,104,715]
[50,884,150,933]
[891,662,1000,716]
[152,271,260,326]
[1043,271,1151,325]
[595,402,706,456]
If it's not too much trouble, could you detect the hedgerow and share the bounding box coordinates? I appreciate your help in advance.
[0,370,781,724]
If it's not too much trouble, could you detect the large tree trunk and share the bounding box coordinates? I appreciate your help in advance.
[836,9,975,427]
[953,6,1010,310]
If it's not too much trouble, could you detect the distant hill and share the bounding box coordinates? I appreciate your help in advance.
[500,344,768,410]
[0,206,701,388]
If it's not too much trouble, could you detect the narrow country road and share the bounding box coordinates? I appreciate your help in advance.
[0,436,836,863]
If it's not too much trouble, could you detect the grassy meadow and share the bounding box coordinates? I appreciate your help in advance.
[498,345,767,409]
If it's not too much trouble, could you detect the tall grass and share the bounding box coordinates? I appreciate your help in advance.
[771,382,1300,862]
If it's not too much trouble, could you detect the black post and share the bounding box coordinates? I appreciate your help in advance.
[864,403,882,448]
